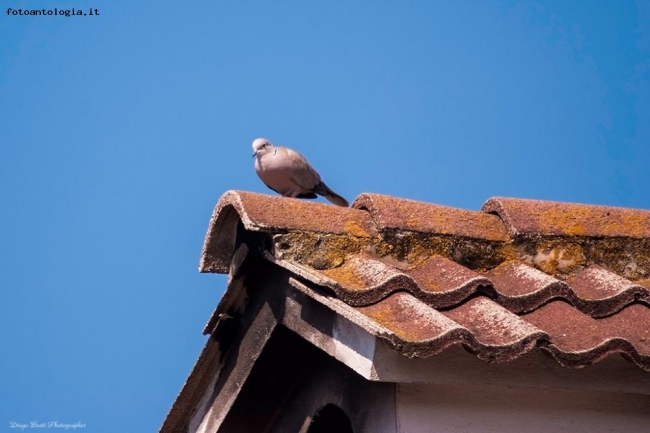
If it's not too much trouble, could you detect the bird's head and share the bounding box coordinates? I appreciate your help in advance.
[252,138,273,157]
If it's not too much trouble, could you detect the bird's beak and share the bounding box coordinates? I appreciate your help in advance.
[252,151,257,158]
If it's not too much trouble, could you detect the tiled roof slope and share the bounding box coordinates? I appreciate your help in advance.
[201,191,650,371]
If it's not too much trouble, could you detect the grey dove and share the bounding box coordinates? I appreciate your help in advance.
[252,138,349,207]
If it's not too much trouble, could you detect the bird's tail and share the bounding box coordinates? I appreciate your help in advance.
[314,182,349,207]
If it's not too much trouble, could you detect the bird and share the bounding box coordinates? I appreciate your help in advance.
[252,138,349,207]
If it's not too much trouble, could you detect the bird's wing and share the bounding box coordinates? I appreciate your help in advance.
[280,147,322,190]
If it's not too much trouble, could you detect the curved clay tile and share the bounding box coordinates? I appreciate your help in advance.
[314,255,490,308]
[484,261,650,318]
[353,193,509,241]
[484,261,572,313]
[522,301,650,371]
[200,190,376,272]
[318,255,420,306]
[565,265,650,317]
[482,197,650,238]
[357,293,547,362]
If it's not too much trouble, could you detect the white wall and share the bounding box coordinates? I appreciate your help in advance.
[397,382,650,433]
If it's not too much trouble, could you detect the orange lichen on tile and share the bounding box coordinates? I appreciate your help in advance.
[354,193,509,241]
[272,232,367,270]
[636,279,650,289]
[357,292,465,342]
[483,197,650,238]
[317,256,420,303]
[511,237,650,281]
[320,257,387,291]
[217,190,377,235]
[370,232,514,272]
[515,239,587,277]
[344,219,374,238]
[372,233,453,265]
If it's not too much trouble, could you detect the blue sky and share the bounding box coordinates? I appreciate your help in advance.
[1,1,649,431]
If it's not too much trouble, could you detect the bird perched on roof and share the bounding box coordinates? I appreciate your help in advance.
[252,138,349,207]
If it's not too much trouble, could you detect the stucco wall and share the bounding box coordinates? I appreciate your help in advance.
[396,382,650,433]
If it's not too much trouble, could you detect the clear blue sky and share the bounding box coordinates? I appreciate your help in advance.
[1,1,648,431]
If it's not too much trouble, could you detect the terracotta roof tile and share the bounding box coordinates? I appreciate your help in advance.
[636,279,650,289]
[318,256,418,306]
[482,261,650,317]
[482,197,650,238]
[522,301,650,369]
[485,261,562,297]
[316,255,490,308]
[353,193,509,241]
[484,260,569,313]
[203,191,650,371]
[356,293,546,362]
[567,265,646,299]
[406,256,491,305]
[441,297,547,361]
[209,190,376,235]
[200,190,376,272]
[564,266,650,317]
[357,292,467,350]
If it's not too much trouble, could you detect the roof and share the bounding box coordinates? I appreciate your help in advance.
[200,190,650,372]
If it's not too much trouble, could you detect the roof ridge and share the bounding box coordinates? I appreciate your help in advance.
[482,196,650,238]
